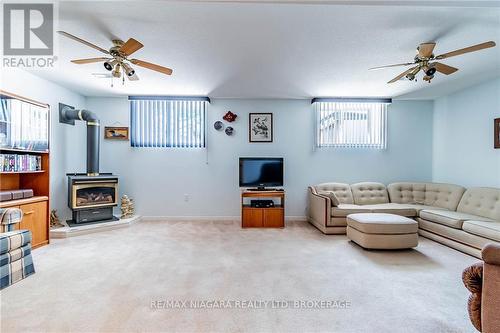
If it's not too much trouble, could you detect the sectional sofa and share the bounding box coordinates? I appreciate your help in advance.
[307,182,500,258]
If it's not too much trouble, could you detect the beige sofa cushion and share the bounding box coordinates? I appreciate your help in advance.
[332,204,371,217]
[388,182,465,211]
[315,183,353,205]
[457,187,500,221]
[418,218,495,250]
[351,182,390,205]
[462,221,500,242]
[420,209,494,229]
[403,204,448,213]
[362,203,417,217]
[347,213,418,234]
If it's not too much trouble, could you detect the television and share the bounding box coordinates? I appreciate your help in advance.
[239,157,284,189]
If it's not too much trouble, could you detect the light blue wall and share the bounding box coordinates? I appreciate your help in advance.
[86,97,433,218]
[433,78,500,188]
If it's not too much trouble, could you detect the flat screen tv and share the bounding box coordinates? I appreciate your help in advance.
[239,157,284,189]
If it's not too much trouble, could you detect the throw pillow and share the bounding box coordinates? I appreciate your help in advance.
[323,191,340,206]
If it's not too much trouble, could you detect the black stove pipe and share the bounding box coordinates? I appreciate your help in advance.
[61,108,100,176]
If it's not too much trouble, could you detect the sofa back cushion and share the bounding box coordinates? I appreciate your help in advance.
[315,183,353,204]
[457,187,500,221]
[387,182,465,211]
[351,182,389,205]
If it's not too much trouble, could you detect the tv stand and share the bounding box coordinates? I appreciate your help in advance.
[241,190,285,228]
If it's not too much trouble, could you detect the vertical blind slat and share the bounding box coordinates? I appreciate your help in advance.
[130,99,207,148]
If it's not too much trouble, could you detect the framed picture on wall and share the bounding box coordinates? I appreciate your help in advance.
[249,113,273,142]
[495,118,500,149]
[104,126,129,140]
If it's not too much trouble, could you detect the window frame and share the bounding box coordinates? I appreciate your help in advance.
[313,98,391,150]
[129,96,210,149]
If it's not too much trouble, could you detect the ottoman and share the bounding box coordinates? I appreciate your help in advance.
[346,213,418,249]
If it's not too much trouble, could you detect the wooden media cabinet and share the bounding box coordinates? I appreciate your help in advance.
[241,190,285,228]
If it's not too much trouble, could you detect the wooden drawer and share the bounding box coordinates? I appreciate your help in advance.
[20,201,48,248]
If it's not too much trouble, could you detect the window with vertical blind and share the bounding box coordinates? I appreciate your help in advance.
[0,93,49,151]
[313,98,391,149]
[129,96,209,148]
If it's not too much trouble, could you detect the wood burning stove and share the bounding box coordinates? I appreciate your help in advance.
[67,174,119,224]
[60,105,119,226]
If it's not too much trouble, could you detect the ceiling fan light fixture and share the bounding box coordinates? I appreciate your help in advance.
[122,63,135,77]
[58,31,174,83]
[371,40,496,84]
[406,73,416,81]
[104,59,118,71]
[112,64,121,78]
[423,65,437,76]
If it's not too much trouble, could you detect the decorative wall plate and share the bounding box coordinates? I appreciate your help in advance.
[225,126,234,136]
[214,121,224,131]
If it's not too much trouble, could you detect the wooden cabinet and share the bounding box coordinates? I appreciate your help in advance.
[19,201,48,248]
[241,191,285,228]
[1,197,49,248]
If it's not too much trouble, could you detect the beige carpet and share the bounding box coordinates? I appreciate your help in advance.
[1,220,478,333]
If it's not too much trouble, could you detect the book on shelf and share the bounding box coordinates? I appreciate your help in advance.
[0,153,42,172]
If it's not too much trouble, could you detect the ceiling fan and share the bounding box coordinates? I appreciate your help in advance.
[370,41,496,83]
[57,31,173,82]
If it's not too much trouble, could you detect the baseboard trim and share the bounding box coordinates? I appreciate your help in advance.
[141,215,307,222]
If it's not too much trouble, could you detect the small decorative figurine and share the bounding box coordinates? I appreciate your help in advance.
[120,195,135,219]
[223,111,237,122]
[50,210,64,228]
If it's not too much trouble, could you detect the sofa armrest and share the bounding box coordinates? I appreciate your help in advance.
[482,243,500,333]
[482,243,500,265]
[308,187,331,228]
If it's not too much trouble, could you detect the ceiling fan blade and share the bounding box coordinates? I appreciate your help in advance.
[57,31,109,54]
[119,38,144,56]
[432,62,458,75]
[434,41,496,60]
[388,66,419,84]
[71,57,109,64]
[127,73,140,81]
[130,59,173,75]
[369,62,415,71]
[418,42,436,58]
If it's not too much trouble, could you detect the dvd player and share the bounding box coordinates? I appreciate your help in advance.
[250,200,275,208]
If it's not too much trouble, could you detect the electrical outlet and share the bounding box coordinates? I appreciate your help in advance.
[184,194,189,202]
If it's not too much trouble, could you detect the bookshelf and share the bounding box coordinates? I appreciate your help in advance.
[0,90,50,249]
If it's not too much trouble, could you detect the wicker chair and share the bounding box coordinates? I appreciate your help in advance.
[462,243,500,332]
